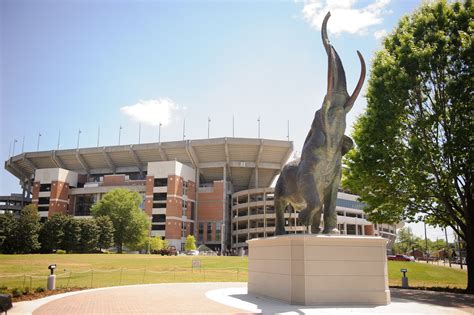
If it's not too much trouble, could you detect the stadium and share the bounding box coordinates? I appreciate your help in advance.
[4,137,398,252]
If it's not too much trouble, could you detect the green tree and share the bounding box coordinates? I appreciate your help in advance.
[343,0,473,292]
[77,218,99,253]
[0,213,18,254]
[39,214,68,253]
[61,216,81,253]
[15,205,41,253]
[185,235,196,251]
[393,227,420,254]
[134,236,164,253]
[91,189,150,253]
[95,216,115,251]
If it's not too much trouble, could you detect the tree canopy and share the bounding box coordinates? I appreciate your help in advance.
[91,188,150,253]
[15,204,41,254]
[185,235,196,251]
[343,0,473,292]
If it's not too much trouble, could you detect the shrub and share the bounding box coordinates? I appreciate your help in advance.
[35,287,45,293]
[11,288,22,297]
[0,286,8,294]
[22,287,30,295]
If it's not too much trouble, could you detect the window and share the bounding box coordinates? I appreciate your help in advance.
[215,223,221,241]
[198,223,204,241]
[152,214,166,223]
[152,225,166,231]
[346,224,356,235]
[183,181,188,196]
[39,184,51,192]
[207,222,212,241]
[182,222,187,238]
[182,200,187,216]
[153,193,167,201]
[336,198,366,210]
[154,178,168,187]
[74,194,95,216]
[38,197,50,205]
[190,202,195,220]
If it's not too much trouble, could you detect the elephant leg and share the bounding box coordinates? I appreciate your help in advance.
[311,206,323,234]
[322,171,341,234]
[298,174,321,230]
[275,197,287,235]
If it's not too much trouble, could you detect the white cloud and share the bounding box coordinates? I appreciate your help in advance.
[374,29,388,40]
[300,0,391,35]
[120,98,179,126]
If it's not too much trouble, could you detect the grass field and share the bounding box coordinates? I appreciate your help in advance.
[0,254,467,292]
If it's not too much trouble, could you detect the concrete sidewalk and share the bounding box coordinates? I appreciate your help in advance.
[10,282,474,314]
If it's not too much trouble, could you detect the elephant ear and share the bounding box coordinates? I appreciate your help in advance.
[341,135,354,155]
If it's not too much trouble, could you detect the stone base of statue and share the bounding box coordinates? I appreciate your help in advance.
[247,234,390,306]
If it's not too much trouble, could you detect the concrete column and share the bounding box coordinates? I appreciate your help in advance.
[194,168,200,236]
[255,168,259,189]
[222,166,227,252]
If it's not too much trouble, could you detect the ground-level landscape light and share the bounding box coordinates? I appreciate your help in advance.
[401,268,409,288]
[47,264,57,290]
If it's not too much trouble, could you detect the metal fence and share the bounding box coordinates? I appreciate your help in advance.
[0,267,246,290]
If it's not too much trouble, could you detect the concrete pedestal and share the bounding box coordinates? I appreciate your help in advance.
[247,235,390,306]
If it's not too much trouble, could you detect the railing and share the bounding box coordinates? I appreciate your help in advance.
[0,267,247,291]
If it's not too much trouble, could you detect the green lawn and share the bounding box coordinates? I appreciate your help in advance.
[388,261,467,289]
[0,254,467,292]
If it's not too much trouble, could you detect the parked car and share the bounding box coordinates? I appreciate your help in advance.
[185,250,199,256]
[158,246,178,256]
[387,254,412,261]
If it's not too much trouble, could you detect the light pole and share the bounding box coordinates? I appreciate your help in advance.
[12,139,18,156]
[97,126,100,147]
[138,123,141,144]
[183,118,186,140]
[257,117,261,138]
[118,125,122,145]
[208,117,211,138]
[287,120,290,141]
[159,122,162,143]
[77,129,82,149]
[57,130,61,149]
[424,222,429,263]
[37,133,42,151]
[232,115,235,137]
[21,136,25,153]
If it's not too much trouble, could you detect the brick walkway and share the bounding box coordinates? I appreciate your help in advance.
[10,283,474,314]
[32,283,250,315]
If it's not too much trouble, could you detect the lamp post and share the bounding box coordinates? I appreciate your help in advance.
[21,136,25,153]
[183,118,186,140]
[57,130,61,149]
[77,129,82,149]
[287,120,290,141]
[208,117,211,138]
[232,115,235,137]
[138,123,141,144]
[97,126,100,147]
[12,139,17,156]
[118,125,122,145]
[37,133,42,151]
[257,117,261,138]
[159,123,162,143]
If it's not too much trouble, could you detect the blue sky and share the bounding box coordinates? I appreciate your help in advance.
[1,0,453,241]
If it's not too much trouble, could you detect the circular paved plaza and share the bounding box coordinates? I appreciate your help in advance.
[10,282,474,314]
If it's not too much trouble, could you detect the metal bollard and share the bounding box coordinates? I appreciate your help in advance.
[400,268,409,288]
[47,275,56,290]
[47,264,57,290]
